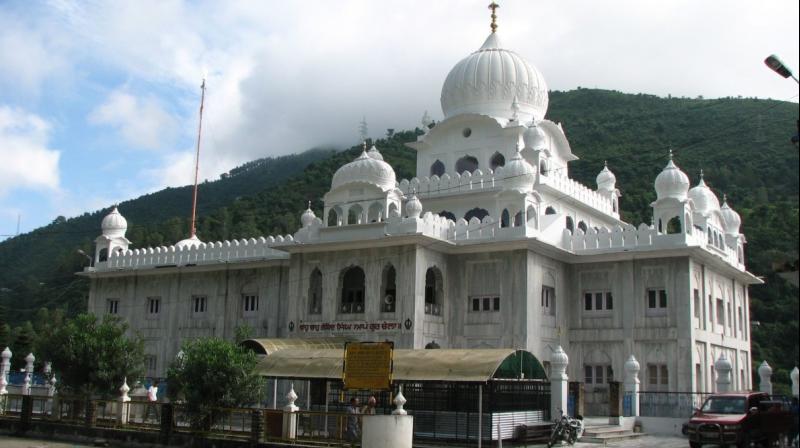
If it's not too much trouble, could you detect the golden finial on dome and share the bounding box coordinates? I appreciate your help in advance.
[488,2,499,34]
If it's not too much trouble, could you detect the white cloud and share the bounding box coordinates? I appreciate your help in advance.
[89,89,178,150]
[0,106,60,196]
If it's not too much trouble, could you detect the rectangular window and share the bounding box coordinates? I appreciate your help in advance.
[659,290,668,308]
[584,364,613,385]
[192,295,207,314]
[470,296,500,313]
[584,291,613,312]
[648,290,657,309]
[492,297,500,311]
[472,298,480,311]
[646,288,667,314]
[107,299,119,315]
[716,299,724,324]
[542,286,555,315]
[693,289,701,318]
[647,363,668,389]
[145,355,157,375]
[147,297,160,317]
[584,365,593,384]
[242,294,259,314]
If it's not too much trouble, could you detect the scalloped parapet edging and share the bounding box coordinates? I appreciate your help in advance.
[397,169,497,196]
[561,223,745,269]
[103,236,293,270]
[540,173,614,215]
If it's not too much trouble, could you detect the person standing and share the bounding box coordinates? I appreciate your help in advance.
[144,382,160,423]
[345,397,361,441]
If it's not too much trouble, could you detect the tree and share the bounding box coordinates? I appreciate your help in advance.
[167,338,264,429]
[11,321,37,370]
[38,313,145,396]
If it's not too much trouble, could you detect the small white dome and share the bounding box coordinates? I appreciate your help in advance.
[175,234,202,249]
[441,33,548,122]
[523,121,546,150]
[720,195,741,235]
[101,206,128,238]
[301,203,317,228]
[654,154,690,201]
[331,147,397,192]
[499,147,536,192]
[596,162,616,192]
[405,195,422,219]
[688,172,720,216]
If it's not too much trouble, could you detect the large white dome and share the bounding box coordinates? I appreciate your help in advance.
[331,146,397,192]
[441,33,548,122]
[101,206,127,238]
[688,174,720,216]
[654,156,690,201]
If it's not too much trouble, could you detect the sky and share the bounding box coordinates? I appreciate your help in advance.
[1,0,798,241]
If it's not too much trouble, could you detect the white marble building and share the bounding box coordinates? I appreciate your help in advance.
[81,19,758,404]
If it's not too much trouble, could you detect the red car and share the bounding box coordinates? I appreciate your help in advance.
[687,392,793,447]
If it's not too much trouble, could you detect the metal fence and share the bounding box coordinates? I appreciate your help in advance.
[638,391,712,418]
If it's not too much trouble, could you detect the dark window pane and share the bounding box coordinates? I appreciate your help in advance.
[493,297,500,311]
[584,293,592,311]
[472,298,480,311]
[584,366,593,384]
[595,293,603,310]
[483,297,490,311]
[595,366,604,384]
[648,290,656,308]
[659,290,667,308]
[606,292,613,310]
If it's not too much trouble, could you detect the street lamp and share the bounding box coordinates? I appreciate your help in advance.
[77,249,92,267]
[764,54,799,146]
[764,54,798,83]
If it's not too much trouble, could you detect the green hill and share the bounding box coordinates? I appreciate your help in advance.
[0,89,797,389]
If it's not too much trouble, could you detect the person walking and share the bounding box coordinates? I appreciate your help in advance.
[345,397,361,442]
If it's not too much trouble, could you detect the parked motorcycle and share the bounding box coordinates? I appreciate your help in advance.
[547,411,584,447]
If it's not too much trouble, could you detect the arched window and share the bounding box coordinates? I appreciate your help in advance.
[707,228,713,245]
[327,208,339,227]
[430,159,445,177]
[526,205,537,228]
[347,205,363,225]
[545,206,557,215]
[455,155,479,174]
[368,202,383,223]
[566,216,575,233]
[464,208,489,222]
[490,151,505,170]
[98,248,109,262]
[340,266,365,314]
[308,268,323,314]
[539,160,549,176]
[388,202,399,218]
[578,221,588,233]
[666,216,682,234]
[438,211,456,221]
[381,265,397,313]
[514,211,523,227]
[424,267,443,316]
[500,209,511,228]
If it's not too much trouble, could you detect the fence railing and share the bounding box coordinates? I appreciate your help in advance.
[638,391,712,418]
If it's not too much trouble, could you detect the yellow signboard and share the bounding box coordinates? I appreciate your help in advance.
[342,342,394,390]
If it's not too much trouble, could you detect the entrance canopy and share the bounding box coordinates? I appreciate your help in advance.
[254,348,547,382]
[240,337,351,356]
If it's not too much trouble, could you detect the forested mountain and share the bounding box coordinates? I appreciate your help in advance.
[0,89,797,389]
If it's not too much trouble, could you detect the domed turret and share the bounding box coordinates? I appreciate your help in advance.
[301,201,317,228]
[596,161,616,192]
[688,171,720,216]
[175,234,202,249]
[654,152,690,201]
[405,194,423,219]
[523,121,547,150]
[500,146,536,192]
[720,195,741,235]
[440,32,548,122]
[101,206,128,238]
[331,145,397,192]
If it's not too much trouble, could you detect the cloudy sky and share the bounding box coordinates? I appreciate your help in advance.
[1,0,797,240]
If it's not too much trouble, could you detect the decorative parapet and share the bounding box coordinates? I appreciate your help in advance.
[539,173,615,215]
[101,236,292,270]
[398,170,498,197]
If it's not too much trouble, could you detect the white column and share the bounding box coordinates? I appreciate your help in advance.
[392,385,407,415]
[118,377,131,425]
[282,383,299,440]
[757,361,773,395]
[624,355,641,417]
[790,367,799,398]
[23,352,35,396]
[0,347,11,396]
[550,346,569,420]
[715,354,732,393]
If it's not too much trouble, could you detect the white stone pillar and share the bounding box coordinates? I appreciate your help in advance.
[790,367,799,398]
[0,347,11,396]
[758,361,773,395]
[118,377,131,425]
[550,346,569,420]
[282,383,299,440]
[624,355,641,417]
[392,385,407,415]
[22,352,35,396]
[715,354,732,393]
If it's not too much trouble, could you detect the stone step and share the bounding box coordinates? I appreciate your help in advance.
[580,429,645,444]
